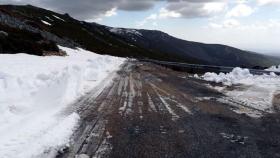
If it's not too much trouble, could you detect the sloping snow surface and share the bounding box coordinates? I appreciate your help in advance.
[202,67,280,117]
[0,46,124,158]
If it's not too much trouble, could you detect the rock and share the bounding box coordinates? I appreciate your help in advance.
[42,50,67,56]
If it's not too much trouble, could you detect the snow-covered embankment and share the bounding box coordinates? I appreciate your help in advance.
[200,67,280,117]
[0,46,124,158]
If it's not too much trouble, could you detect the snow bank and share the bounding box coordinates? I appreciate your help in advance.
[203,67,254,86]
[266,65,280,72]
[201,67,280,116]
[0,46,125,158]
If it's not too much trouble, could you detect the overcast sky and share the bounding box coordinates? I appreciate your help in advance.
[1,0,280,54]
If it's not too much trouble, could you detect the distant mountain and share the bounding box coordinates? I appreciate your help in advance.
[0,5,279,67]
[268,53,280,58]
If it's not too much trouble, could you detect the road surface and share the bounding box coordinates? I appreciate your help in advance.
[59,61,280,158]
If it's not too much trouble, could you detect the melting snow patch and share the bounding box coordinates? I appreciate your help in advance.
[220,132,248,145]
[0,46,124,157]
[45,16,54,21]
[41,20,52,26]
[201,67,280,117]
[110,28,142,36]
[53,15,65,22]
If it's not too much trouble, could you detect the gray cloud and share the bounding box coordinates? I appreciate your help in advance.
[0,0,227,20]
[0,0,157,19]
[41,0,119,19]
[118,0,155,11]
[166,1,227,18]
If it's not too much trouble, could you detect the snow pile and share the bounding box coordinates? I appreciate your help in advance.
[266,65,280,72]
[203,67,253,86]
[0,46,124,158]
[201,67,280,116]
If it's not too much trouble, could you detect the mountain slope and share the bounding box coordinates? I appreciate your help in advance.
[0,5,279,67]
[108,27,279,67]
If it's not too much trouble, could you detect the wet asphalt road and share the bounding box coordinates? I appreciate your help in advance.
[59,61,280,158]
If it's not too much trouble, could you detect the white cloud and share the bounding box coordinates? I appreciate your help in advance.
[146,14,158,20]
[166,1,228,18]
[86,7,117,22]
[158,8,182,19]
[104,7,117,17]
[240,19,280,30]
[152,22,158,26]
[136,14,158,26]
[203,2,228,14]
[136,1,228,27]
[209,19,240,28]
[267,19,280,27]
[226,4,254,17]
[209,18,280,30]
[93,17,103,22]
[209,22,223,28]
[235,0,248,4]
[136,8,181,27]
[223,19,241,28]
[139,1,227,24]
[257,0,280,6]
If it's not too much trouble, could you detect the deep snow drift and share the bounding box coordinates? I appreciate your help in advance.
[201,67,280,117]
[0,46,124,158]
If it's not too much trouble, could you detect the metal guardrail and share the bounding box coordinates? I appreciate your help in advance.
[140,59,280,75]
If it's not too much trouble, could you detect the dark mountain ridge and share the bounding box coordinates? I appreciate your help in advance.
[0,4,279,68]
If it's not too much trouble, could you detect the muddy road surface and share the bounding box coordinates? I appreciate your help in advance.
[59,61,280,158]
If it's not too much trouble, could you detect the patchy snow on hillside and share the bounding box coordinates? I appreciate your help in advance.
[201,67,280,117]
[41,20,52,26]
[110,28,142,36]
[53,15,65,22]
[0,46,125,158]
[45,16,54,21]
